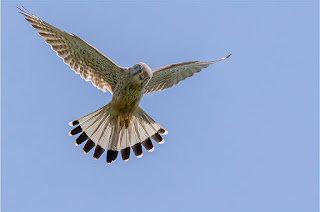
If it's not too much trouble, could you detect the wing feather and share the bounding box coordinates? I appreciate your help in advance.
[144,54,231,94]
[19,7,124,93]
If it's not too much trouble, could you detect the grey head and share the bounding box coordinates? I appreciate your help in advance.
[128,63,153,85]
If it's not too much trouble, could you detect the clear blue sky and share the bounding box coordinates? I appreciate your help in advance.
[2,1,319,212]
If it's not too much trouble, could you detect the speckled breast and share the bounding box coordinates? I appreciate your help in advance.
[111,83,143,115]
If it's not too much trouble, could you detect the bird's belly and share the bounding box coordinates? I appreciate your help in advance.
[110,85,143,116]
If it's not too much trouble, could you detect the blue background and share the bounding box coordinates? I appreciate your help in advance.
[2,1,319,212]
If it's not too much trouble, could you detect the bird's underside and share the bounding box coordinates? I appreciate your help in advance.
[19,7,231,164]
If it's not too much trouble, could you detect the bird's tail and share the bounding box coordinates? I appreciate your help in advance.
[68,104,168,163]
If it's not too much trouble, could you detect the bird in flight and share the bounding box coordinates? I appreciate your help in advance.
[19,7,231,164]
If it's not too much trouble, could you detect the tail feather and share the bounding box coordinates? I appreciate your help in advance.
[142,138,154,152]
[141,108,168,135]
[82,110,109,142]
[93,145,105,160]
[74,132,88,146]
[132,142,143,157]
[82,139,95,153]
[68,105,168,163]
[121,147,130,161]
[109,117,120,151]
[135,108,159,137]
[151,133,164,144]
[99,121,113,150]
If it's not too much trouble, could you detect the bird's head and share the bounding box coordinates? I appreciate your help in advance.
[129,63,152,85]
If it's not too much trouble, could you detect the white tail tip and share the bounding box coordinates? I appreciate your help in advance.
[158,128,168,135]
[158,139,165,144]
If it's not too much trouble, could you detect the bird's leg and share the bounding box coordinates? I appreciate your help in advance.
[120,113,132,128]
[120,115,125,129]
[125,113,132,129]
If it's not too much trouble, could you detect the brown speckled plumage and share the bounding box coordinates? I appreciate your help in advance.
[19,7,231,164]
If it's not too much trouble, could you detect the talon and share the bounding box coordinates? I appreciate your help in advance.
[120,116,124,128]
[125,114,131,128]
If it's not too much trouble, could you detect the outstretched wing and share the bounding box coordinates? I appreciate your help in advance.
[144,54,231,94]
[19,7,124,93]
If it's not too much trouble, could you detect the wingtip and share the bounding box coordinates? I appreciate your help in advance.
[223,54,232,60]
[17,6,29,16]
[20,6,33,15]
[224,54,232,59]
[17,7,23,12]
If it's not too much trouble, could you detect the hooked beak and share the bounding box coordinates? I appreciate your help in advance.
[139,72,146,78]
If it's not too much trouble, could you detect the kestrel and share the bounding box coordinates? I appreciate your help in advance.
[19,7,231,163]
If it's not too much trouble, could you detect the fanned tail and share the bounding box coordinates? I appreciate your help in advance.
[68,105,168,163]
